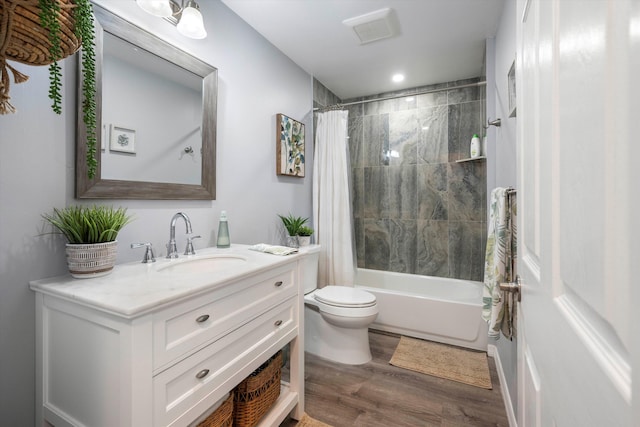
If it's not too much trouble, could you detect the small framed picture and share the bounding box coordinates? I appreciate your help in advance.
[110,125,136,154]
[276,113,305,177]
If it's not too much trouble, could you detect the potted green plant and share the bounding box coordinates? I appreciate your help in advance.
[278,213,308,247]
[42,205,133,278]
[296,226,314,246]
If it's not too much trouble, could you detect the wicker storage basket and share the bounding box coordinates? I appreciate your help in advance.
[1,0,81,66]
[65,241,117,279]
[0,0,81,113]
[197,392,234,427]
[233,351,282,427]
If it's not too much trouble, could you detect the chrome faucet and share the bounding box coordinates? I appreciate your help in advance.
[166,212,193,259]
[131,242,156,263]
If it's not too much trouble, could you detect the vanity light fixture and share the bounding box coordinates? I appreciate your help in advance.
[136,0,208,39]
[136,0,173,17]
[176,1,207,39]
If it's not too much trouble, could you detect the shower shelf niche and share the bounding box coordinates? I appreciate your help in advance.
[456,156,486,163]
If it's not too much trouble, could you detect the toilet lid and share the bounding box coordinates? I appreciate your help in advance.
[314,286,376,308]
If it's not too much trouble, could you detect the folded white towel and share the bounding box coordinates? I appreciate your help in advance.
[249,243,298,256]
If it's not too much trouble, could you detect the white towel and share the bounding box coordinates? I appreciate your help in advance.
[482,187,517,340]
[248,243,298,256]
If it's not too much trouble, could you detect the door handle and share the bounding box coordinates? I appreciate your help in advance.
[499,275,521,302]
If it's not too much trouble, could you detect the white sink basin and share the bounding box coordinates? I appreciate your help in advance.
[157,255,248,274]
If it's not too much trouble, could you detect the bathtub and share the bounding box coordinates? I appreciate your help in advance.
[355,268,488,351]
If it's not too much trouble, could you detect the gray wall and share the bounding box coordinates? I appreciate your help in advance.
[488,0,518,417]
[346,80,487,281]
[0,1,312,424]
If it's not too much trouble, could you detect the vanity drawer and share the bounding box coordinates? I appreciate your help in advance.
[153,297,297,427]
[153,264,296,370]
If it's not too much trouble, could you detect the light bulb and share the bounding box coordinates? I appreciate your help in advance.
[136,0,173,18]
[177,3,207,39]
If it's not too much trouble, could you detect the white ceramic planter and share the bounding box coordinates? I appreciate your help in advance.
[65,241,118,278]
[297,236,311,246]
[286,235,299,248]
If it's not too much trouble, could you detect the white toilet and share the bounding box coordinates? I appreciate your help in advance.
[299,245,378,365]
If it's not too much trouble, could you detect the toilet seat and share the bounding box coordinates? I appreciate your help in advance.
[305,286,378,318]
[314,286,376,308]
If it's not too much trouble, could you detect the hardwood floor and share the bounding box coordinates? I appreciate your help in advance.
[282,331,509,427]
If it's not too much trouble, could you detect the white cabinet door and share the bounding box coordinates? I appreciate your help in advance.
[516,0,637,425]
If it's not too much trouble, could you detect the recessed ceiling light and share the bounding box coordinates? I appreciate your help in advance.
[392,73,404,83]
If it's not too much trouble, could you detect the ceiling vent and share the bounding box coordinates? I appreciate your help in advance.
[343,8,397,45]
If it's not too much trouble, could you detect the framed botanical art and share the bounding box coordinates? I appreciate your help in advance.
[110,125,136,154]
[276,113,305,177]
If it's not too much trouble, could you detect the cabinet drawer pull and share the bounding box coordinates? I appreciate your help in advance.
[195,314,210,323]
[195,369,210,379]
[274,320,283,327]
[274,281,283,287]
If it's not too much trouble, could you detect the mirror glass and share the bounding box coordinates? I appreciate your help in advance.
[77,5,217,199]
[102,33,202,185]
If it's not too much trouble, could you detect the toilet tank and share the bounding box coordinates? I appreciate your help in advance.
[298,245,320,294]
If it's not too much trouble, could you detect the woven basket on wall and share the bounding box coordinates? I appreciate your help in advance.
[0,0,81,113]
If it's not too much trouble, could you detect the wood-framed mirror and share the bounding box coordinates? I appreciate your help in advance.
[76,4,217,199]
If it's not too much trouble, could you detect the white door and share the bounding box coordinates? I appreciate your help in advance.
[516,0,638,426]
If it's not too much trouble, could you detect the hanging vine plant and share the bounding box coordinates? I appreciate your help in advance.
[69,0,97,178]
[0,0,97,178]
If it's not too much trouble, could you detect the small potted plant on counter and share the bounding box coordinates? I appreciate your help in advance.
[296,226,314,246]
[42,205,133,278]
[278,213,308,247]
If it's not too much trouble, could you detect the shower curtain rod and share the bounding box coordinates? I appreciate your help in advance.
[314,80,486,112]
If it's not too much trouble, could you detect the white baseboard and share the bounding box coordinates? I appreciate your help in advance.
[488,344,517,427]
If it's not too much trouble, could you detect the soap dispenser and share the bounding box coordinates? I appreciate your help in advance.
[216,211,230,248]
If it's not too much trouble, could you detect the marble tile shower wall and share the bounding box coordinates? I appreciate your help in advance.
[313,78,342,110]
[313,78,343,143]
[347,79,487,281]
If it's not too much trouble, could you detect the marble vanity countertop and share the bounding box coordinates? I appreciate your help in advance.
[30,244,312,318]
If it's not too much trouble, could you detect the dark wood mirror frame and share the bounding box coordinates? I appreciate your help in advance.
[76,5,217,200]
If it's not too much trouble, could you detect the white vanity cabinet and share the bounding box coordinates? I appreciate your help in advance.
[31,246,306,427]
